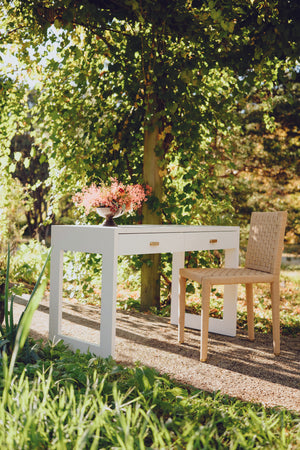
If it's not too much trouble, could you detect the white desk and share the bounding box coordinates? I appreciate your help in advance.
[49,225,239,357]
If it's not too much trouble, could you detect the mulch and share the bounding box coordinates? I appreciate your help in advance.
[13,295,300,413]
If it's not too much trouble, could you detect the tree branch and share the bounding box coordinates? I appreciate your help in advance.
[0,25,27,43]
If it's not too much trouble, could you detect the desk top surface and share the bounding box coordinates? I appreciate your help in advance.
[52,224,239,235]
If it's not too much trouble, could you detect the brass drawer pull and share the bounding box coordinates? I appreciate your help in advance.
[209,239,218,244]
[150,241,160,246]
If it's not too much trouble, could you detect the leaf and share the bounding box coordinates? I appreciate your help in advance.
[8,163,16,173]
[8,249,51,378]
[15,277,47,351]
[14,152,22,162]
[24,157,30,168]
[54,19,62,30]
[228,21,235,33]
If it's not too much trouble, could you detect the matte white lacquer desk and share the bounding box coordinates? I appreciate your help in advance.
[49,225,239,358]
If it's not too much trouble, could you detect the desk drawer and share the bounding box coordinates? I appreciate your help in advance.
[118,231,239,255]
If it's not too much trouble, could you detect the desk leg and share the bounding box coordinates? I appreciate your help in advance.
[170,252,185,326]
[49,248,64,340]
[223,247,239,337]
[170,247,239,337]
[100,249,118,358]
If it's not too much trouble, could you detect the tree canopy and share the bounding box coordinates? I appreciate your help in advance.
[1,0,299,307]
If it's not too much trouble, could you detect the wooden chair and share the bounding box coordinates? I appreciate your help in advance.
[179,211,288,362]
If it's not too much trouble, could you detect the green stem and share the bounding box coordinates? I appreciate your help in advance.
[4,244,10,330]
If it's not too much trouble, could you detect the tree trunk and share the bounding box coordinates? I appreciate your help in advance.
[141,119,163,311]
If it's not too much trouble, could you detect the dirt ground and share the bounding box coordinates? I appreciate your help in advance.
[13,295,300,413]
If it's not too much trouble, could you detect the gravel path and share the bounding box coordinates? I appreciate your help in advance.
[13,295,300,413]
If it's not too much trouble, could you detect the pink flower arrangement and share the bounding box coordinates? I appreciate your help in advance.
[73,178,152,214]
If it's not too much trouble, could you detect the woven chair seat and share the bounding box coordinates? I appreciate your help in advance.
[180,267,275,285]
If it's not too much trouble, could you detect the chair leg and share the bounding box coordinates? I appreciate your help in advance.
[271,281,280,356]
[246,283,255,341]
[178,275,186,343]
[200,281,210,362]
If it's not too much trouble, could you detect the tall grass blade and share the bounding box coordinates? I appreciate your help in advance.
[9,294,14,332]
[23,248,51,313]
[4,243,10,330]
[8,249,51,379]
[1,351,10,407]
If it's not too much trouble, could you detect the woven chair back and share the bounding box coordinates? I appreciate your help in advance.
[245,211,287,274]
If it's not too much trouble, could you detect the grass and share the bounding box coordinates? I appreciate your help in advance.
[0,340,299,449]
[2,249,298,448]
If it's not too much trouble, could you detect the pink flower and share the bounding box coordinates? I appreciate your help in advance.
[73,178,152,215]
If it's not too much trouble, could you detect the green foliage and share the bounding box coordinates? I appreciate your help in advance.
[0,245,51,372]
[63,251,102,303]
[61,252,142,304]
[0,340,299,448]
[217,68,300,242]
[10,130,51,240]
[0,178,26,260]
[2,0,298,225]
[11,240,50,287]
